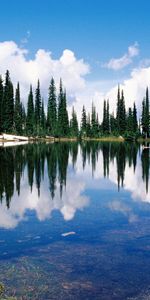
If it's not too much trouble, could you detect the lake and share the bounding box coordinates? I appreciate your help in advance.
[0,142,149,299]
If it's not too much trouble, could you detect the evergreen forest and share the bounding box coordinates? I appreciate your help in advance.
[0,70,149,139]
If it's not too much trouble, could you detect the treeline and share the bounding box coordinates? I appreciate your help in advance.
[0,142,149,208]
[0,70,149,138]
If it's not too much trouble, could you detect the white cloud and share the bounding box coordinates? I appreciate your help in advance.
[104,43,139,70]
[0,41,90,103]
[0,40,149,124]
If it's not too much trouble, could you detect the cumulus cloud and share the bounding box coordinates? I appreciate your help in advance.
[0,40,149,123]
[104,42,139,70]
[0,40,90,103]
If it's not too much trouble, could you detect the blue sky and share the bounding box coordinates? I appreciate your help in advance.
[0,0,150,118]
[1,0,150,79]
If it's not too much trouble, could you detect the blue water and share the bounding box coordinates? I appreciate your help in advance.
[0,142,149,299]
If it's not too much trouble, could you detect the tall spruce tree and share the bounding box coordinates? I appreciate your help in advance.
[2,70,14,133]
[70,106,78,137]
[102,100,109,134]
[91,102,97,136]
[81,105,87,135]
[116,87,126,134]
[145,87,150,137]
[62,89,69,135]
[14,82,22,134]
[0,76,3,133]
[110,112,117,134]
[141,88,150,137]
[41,99,46,133]
[47,77,57,136]
[34,80,42,135]
[20,103,26,133]
[26,85,34,135]
[86,113,91,137]
[57,80,69,136]
[127,107,133,132]
[133,102,138,133]
[106,100,110,133]
[57,79,63,136]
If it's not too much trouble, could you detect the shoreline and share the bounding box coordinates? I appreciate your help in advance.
[0,135,150,145]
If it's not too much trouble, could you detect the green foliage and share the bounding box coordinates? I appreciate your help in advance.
[0,70,149,139]
[81,105,87,136]
[47,77,57,136]
[102,100,109,134]
[26,85,34,135]
[141,87,150,138]
[70,106,79,137]
[2,70,14,133]
[0,76,3,133]
[116,87,126,134]
[57,80,69,136]
[34,80,42,135]
[14,83,22,135]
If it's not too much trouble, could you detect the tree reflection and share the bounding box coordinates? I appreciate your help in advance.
[0,141,149,208]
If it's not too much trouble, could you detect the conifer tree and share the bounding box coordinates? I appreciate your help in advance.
[91,102,97,136]
[41,99,46,133]
[2,70,14,132]
[14,82,22,134]
[20,103,26,133]
[0,76,3,133]
[70,106,78,137]
[127,107,133,132]
[110,112,117,134]
[145,87,150,137]
[57,80,69,136]
[81,105,87,136]
[141,88,150,137]
[47,77,57,136]
[102,100,109,134]
[106,99,110,133]
[62,89,69,135]
[34,80,42,135]
[86,113,91,137]
[26,85,34,135]
[116,87,126,134]
[133,102,138,133]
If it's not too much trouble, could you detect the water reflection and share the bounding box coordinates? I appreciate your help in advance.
[0,142,149,229]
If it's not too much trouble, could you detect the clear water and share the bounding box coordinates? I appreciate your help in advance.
[0,142,149,299]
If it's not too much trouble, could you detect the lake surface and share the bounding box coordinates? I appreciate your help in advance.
[0,142,150,300]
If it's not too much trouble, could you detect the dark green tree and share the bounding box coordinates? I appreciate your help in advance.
[0,76,3,133]
[110,112,117,134]
[102,100,109,134]
[2,70,14,132]
[142,88,150,138]
[81,105,87,136]
[91,102,98,136]
[57,80,69,136]
[126,107,133,132]
[133,102,138,133]
[47,77,57,136]
[116,87,126,134]
[70,106,79,137]
[26,85,34,135]
[41,99,46,133]
[86,113,91,137]
[34,80,42,134]
[20,103,26,133]
[14,82,22,134]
